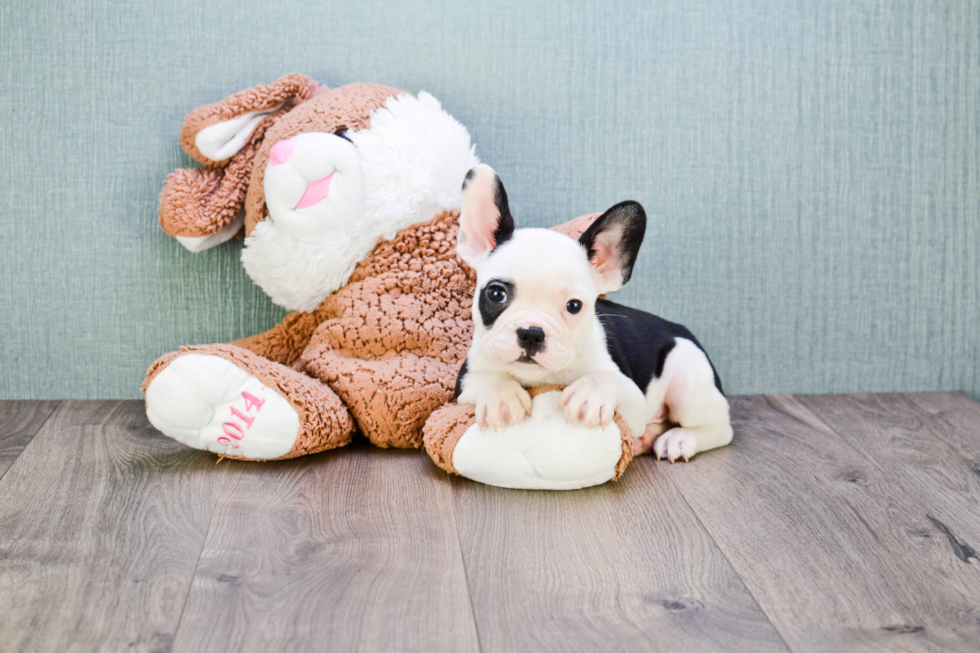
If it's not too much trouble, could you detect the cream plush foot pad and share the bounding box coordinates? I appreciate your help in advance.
[145,354,300,460]
[423,386,634,490]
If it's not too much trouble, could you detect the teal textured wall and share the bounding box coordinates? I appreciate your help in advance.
[1,0,978,399]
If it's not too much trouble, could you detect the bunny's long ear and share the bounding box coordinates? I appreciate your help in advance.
[180,73,319,166]
[159,162,248,250]
[160,74,319,251]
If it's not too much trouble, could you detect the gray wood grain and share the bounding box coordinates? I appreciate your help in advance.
[0,401,226,653]
[4,395,980,652]
[797,393,980,565]
[0,400,59,480]
[449,459,789,653]
[661,395,980,652]
[171,443,480,653]
[904,393,980,476]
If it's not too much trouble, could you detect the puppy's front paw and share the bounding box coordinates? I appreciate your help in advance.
[558,375,617,429]
[476,381,532,430]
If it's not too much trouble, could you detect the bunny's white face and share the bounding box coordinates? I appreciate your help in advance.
[242,129,372,312]
[262,131,365,243]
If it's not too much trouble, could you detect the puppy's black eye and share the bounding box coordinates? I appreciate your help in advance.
[334,128,352,142]
[566,299,583,314]
[485,282,508,304]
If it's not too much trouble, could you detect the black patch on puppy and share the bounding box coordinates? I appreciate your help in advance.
[490,174,515,250]
[579,201,646,286]
[453,360,468,399]
[655,340,677,379]
[478,279,515,329]
[596,299,723,394]
[461,168,515,250]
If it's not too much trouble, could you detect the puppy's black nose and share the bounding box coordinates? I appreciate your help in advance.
[516,326,546,354]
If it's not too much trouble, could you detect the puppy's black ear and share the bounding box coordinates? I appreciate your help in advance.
[578,201,646,294]
[457,164,516,267]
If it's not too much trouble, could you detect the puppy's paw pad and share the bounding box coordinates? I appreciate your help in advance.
[145,354,300,459]
[653,429,698,463]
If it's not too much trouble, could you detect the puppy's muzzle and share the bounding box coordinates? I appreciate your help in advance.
[516,326,546,356]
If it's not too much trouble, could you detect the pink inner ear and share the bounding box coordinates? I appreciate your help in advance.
[592,240,617,275]
[461,224,493,253]
[589,235,624,292]
[458,180,502,263]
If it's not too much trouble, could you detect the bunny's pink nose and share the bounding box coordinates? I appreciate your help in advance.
[269,139,296,166]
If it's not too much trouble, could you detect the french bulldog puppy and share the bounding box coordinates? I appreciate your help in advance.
[453,165,732,462]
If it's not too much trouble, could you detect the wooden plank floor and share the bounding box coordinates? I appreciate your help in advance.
[1,393,978,652]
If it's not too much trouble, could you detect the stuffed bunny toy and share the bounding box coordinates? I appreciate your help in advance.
[144,74,481,460]
[144,74,638,490]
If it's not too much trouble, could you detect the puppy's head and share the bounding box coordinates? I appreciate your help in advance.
[457,164,646,382]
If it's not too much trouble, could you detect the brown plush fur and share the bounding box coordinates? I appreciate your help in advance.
[179,74,320,166]
[238,208,476,450]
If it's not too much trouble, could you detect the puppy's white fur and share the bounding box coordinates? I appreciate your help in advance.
[457,164,732,462]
